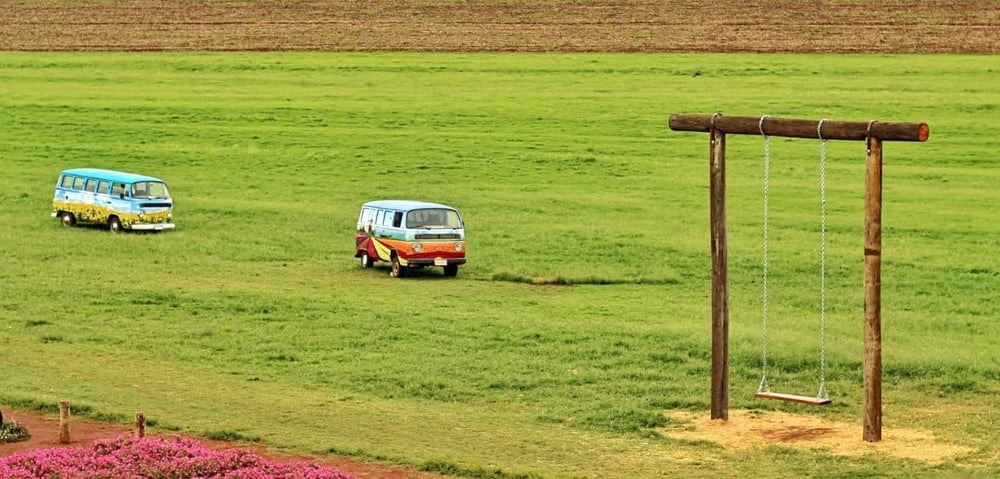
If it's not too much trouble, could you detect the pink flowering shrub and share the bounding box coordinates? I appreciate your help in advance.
[0,434,357,479]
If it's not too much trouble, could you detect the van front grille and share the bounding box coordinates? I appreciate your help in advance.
[415,233,460,240]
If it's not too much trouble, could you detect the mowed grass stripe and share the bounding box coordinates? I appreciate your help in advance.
[1,52,997,477]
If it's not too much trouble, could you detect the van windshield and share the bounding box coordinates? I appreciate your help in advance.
[132,181,170,199]
[406,209,462,229]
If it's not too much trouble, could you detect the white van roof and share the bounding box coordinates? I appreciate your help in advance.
[362,200,458,212]
[61,168,165,184]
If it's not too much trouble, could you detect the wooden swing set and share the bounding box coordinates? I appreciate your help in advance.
[669,114,929,442]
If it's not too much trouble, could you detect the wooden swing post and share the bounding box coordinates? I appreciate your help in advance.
[669,114,929,443]
[864,132,884,442]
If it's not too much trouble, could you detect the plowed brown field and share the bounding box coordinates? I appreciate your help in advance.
[1,0,997,53]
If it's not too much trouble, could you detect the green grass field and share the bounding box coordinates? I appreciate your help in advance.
[1,52,998,477]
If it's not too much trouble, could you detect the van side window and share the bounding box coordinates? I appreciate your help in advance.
[380,211,394,227]
[111,183,127,197]
[85,179,99,193]
[60,176,74,188]
[97,180,111,194]
[73,177,86,190]
[375,210,385,226]
[392,212,403,228]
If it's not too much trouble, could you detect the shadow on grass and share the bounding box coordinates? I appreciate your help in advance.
[490,271,680,286]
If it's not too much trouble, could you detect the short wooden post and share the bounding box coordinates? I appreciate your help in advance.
[135,412,146,438]
[58,400,71,444]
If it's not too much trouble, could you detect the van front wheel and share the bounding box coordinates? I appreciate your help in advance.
[108,217,123,233]
[391,255,406,278]
[60,212,76,227]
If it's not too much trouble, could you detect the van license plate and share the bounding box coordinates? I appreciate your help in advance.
[434,258,448,266]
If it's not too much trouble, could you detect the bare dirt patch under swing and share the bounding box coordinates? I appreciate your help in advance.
[660,409,973,466]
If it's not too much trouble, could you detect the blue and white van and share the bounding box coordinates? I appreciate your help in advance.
[52,168,175,232]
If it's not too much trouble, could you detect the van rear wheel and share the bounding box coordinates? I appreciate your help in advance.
[108,217,123,233]
[60,212,76,227]
[360,252,374,269]
[443,264,459,277]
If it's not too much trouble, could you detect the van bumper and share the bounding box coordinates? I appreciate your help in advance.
[131,223,176,231]
[407,258,467,267]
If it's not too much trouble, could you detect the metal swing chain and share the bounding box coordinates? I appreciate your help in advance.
[817,119,830,401]
[758,115,771,394]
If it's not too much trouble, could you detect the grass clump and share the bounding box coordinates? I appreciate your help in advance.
[0,420,29,444]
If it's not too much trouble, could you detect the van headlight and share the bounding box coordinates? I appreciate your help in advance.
[137,211,145,219]
[455,241,464,252]
[413,243,423,253]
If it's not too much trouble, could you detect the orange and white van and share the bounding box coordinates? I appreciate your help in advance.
[355,200,466,277]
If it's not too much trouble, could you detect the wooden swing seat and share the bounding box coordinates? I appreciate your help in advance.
[756,391,831,406]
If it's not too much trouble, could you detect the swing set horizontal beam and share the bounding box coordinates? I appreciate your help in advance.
[756,391,832,406]
[669,114,929,142]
